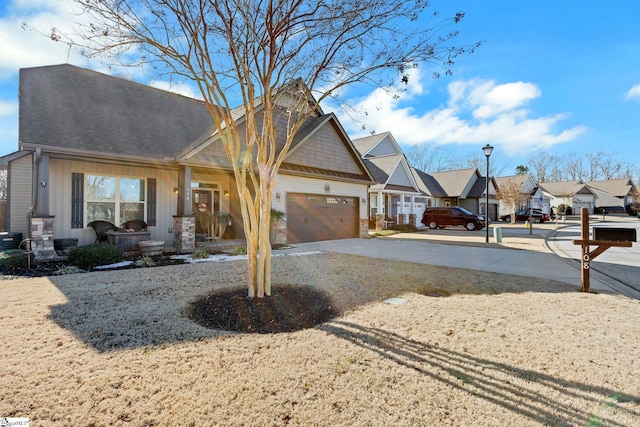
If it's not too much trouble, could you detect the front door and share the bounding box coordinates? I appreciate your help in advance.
[192,189,220,237]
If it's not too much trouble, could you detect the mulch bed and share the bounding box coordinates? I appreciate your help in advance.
[187,285,339,334]
[1,255,187,278]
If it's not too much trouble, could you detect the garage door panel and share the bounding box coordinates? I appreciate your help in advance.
[286,193,358,243]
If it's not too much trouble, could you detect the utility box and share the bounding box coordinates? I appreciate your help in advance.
[593,227,637,242]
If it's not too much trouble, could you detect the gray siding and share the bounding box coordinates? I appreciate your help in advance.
[388,164,413,187]
[49,159,179,246]
[368,137,397,157]
[9,154,33,236]
[286,122,363,175]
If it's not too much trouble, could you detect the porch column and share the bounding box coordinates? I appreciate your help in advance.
[176,165,192,216]
[397,194,407,225]
[34,152,50,217]
[173,166,195,252]
[377,191,384,217]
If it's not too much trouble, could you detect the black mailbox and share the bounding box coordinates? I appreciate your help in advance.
[593,227,637,242]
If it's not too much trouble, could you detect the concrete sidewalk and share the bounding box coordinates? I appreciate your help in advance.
[283,236,628,296]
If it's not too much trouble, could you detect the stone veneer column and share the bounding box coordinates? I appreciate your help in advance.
[173,215,196,253]
[31,216,56,262]
[397,213,407,226]
[375,213,385,231]
[408,213,416,227]
[359,218,369,238]
[270,219,287,245]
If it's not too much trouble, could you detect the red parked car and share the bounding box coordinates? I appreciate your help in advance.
[500,209,550,223]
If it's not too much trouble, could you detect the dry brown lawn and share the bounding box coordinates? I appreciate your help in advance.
[1,249,639,426]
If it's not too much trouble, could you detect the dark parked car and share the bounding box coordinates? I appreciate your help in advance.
[500,209,550,223]
[421,206,486,231]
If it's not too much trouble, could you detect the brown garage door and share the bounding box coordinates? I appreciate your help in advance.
[286,193,358,243]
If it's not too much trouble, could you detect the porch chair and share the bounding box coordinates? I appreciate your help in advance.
[88,220,119,243]
[122,219,148,232]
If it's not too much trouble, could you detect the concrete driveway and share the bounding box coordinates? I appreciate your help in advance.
[284,216,640,300]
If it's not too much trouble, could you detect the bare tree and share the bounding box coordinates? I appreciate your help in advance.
[48,0,477,297]
[456,151,509,177]
[564,153,584,181]
[528,151,563,183]
[495,180,528,224]
[405,145,455,172]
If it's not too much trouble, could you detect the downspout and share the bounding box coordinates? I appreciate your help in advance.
[25,148,41,238]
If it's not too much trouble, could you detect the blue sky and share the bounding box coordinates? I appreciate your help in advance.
[1,0,639,178]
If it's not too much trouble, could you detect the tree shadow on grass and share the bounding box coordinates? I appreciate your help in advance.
[46,252,608,352]
[318,320,640,426]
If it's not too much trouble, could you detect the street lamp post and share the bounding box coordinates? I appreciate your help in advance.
[482,144,494,243]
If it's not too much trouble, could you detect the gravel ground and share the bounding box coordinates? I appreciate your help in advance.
[1,243,640,426]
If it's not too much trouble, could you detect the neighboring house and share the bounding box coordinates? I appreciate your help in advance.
[412,167,498,220]
[494,174,549,217]
[1,64,373,260]
[539,180,596,214]
[585,178,637,213]
[352,133,425,228]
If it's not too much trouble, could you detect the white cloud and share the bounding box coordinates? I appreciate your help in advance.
[0,0,91,79]
[339,76,586,157]
[0,100,18,116]
[624,84,640,101]
[148,80,201,99]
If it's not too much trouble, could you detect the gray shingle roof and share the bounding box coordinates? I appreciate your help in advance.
[428,168,479,197]
[411,168,447,197]
[539,180,593,196]
[19,64,215,160]
[352,133,387,156]
[586,178,635,197]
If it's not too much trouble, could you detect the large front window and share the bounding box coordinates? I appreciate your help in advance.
[86,175,145,225]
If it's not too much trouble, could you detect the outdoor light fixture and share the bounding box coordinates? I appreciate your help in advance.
[482,144,494,243]
[224,190,229,197]
[276,193,281,200]
[173,187,179,194]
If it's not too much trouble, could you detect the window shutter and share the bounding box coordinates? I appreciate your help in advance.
[147,178,157,226]
[71,173,84,228]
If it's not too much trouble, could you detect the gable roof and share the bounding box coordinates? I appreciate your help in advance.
[428,168,479,198]
[184,110,372,182]
[19,64,214,161]
[411,168,447,197]
[17,64,372,183]
[494,174,529,189]
[352,133,387,156]
[539,180,594,196]
[494,174,537,196]
[586,178,636,197]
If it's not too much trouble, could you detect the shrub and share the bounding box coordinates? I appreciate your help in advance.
[54,265,85,275]
[232,246,247,255]
[134,256,156,267]
[191,249,210,259]
[67,244,123,269]
[0,250,29,272]
[388,223,418,233]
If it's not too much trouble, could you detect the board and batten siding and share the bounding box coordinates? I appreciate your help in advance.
[272,174,368,219]
[8,153,33,237]
[49,159,179,246]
